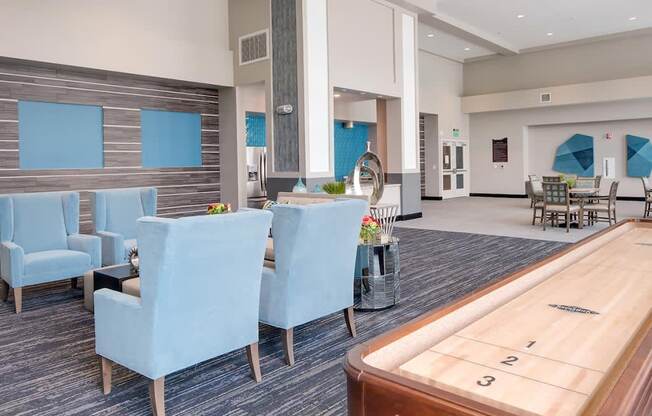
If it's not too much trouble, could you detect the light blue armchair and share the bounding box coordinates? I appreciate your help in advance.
[260,199,367,365]
[0,192,101,313]
[95,210,272,416]
[90,187,157,266]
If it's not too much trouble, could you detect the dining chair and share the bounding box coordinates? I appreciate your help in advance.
[542,175,561,183]
[642,177,652,218]
[542,182,579,232]
[584,181,619,225]
[527,175,543,208]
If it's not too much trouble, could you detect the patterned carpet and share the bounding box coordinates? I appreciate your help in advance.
[0,228,566,416]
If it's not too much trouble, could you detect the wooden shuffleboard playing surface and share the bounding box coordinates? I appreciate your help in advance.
[345,220,652,416]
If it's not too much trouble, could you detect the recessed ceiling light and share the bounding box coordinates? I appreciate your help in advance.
[377,95,384,99]
[629,16,638,21]
[464,47,471,51]
[517,14,525,19]
[333,94,341,98]
[361,92,367,95]
[427,33,435,38]
[546,32,554,36]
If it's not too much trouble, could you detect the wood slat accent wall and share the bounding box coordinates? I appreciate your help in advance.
[0,58,220,233]
[419,115,425,197]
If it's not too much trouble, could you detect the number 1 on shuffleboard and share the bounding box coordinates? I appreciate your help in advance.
[526,340,536,349]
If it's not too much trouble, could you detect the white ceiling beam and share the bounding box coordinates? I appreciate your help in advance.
[386,0,519,56]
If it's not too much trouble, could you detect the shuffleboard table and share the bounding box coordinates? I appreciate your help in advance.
[345,219,652,416]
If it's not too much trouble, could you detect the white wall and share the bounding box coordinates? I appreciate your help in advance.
[0,0,233,86]
[418,50,469,196]
[329,0,401,97]
[528,119,652,198]
[469,99,652,196]
[334,100,377,123]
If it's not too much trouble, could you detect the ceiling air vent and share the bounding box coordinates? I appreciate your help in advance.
[540,92,552,104]
[239,29,269,66]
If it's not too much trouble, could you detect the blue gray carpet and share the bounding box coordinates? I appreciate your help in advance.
[0,228,566,415]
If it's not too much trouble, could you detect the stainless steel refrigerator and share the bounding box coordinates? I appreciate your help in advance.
[246,147,267,207]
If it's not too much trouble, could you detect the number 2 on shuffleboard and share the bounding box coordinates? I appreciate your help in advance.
[477,376,496,387]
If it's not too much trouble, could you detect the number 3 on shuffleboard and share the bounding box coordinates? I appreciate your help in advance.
[477,376,496,387]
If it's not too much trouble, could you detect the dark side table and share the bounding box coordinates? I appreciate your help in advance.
[84,264,138,312]
[354,237,400,311]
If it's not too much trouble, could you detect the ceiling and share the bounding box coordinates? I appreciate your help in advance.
[418,22,494,61]
[412,0,652,61]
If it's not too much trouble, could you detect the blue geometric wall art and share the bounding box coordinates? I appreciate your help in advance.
[553,133,594,176]
[626,134,652,177]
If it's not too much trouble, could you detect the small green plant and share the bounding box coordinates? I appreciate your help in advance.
[559,174,576,189]
[322,181,346,194]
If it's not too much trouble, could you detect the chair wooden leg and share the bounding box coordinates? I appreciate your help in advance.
[149,377,165,416]
[13,287,22,314]
[245,343,262,382]
[344,307,357,337]
[281,328,295,366]
[542,210,547,231]
[0,280,8,302]
[100,356,112,395]
[71,278,78,289]
[566,213,570,233]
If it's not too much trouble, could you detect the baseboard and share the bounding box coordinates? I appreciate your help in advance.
[617,196,646,202]
[470,193,528,199]
[421,196,443,201]
[396,212,423,221]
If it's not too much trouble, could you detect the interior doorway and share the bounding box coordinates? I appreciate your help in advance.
[441,140,469,198]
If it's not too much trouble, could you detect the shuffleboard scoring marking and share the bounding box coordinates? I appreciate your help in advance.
[548,304,600,315]
[397,227,652,416]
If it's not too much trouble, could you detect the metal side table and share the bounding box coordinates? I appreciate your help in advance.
[354,237,400,310]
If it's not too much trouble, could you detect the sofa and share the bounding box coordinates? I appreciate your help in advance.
[95,210,272,416]
[0,192,101,313]
[259,199,367,365]
[90,187,157,266]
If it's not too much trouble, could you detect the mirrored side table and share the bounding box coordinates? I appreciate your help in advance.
[354,237,400,311]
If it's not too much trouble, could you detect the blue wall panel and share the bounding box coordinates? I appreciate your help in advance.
[553,133,594,176]
[246,112,266,147]
[334,122,368,180]
[18,101,103,169]
[626,134,652,177]
[141,109,201,168]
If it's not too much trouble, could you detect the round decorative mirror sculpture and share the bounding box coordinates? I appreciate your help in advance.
[346,143,384,205]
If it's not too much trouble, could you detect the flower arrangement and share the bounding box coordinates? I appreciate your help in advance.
[360,215,381,243]
[207,202,232,215]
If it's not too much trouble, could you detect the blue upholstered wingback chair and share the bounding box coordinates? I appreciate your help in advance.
[95,210,272,416]
[90,187,157,266]
[260,199,367,365]
[0,192,101,313]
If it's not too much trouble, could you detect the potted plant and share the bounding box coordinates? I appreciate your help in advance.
[322,181,346,195]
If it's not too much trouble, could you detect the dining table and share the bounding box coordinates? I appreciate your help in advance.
[570,187,600,229]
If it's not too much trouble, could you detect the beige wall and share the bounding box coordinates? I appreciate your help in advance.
[0,0,233,86]
[229,0,270,86]
[464,33,652,96]
[469,99,652,196]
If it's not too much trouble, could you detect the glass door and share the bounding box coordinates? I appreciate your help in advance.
[441,141,469,198]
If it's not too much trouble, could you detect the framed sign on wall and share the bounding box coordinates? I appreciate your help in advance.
[492,137,508,163]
